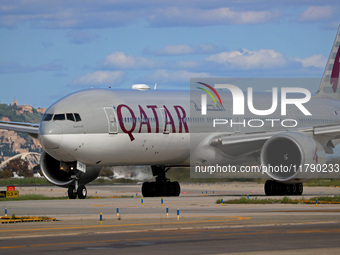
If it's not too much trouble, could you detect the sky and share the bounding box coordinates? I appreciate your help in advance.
[1,0,340,108]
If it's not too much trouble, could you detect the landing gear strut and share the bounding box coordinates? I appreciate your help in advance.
[142,166,180,197]
[265,180,303,196]
[67,180,87,199]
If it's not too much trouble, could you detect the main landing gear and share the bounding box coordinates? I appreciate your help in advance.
[265,180,303,196]
[68,180,87,199]
[142,166,181,197]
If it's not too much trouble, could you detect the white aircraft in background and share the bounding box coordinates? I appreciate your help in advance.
[1,27,340,199]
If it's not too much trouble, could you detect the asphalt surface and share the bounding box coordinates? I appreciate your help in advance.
[0,183,339,254]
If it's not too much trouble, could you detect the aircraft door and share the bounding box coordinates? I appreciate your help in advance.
[103,107,118,134]
[231,108,243,133]
[287,109,296,128]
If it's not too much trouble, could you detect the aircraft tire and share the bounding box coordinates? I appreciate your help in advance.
[142,181,181,197]
[296,183,303,195]
[77,185,87,199]
[265,180,303,196]
[166,182,174,196]
[68,186,77,199]
[172,181,180,196]
[162,184,168,196]
[142,182,151,197]
[264,180,274,196]
[291,183,297,194]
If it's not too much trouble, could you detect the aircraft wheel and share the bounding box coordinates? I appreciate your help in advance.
[172,181,181,196]
[142,182,152,197]
[166,182,174,196]
[264,180,274,196]
[296,183,303,195]
[162,184,168,196]
[292,183,297,195]
[77,185,87,199]
[68,186,77,199]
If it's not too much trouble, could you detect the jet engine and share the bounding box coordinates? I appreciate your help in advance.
[260,132,326,183]
[40,151,101,188]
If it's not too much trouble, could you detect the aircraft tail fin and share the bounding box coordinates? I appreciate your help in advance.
[316,26,340,99]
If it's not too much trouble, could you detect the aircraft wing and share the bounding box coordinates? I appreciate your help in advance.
[0,121,40,139]
[314,124,340,138]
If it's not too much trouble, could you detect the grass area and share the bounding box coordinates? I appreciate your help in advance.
[216,196,296,204]
[305,179,340,187]
[216,195,340,204]
[0,194,67,201]
[0,193,135,201]
[309,195,340,202]
[0,178,49,186]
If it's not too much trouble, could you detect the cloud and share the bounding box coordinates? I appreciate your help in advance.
[101,51,205,71]
[101,51,160,69]
[65,30,99,44]
[72,71,124,86]
[206,48,286,69]
[299,6,333,22]
[0,60,63,73]
[41,41,54,48]
[295,54,327,69]
[0,1,139,29]
[0,1,282,29]
[155,43,220,56]
[145,70,211,84]
[157,44,195,55]
[170,60,203,69]
[147,7,280,27]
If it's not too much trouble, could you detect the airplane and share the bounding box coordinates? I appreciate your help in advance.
[1,26,340,199]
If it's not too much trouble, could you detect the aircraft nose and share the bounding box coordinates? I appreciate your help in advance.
[39,122,63,149]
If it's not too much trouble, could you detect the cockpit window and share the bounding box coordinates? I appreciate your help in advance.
[53,114,65,121]
[66,113,75,121]
[43,114,53,121]
[74,113,82,122]
[43,113,81,122]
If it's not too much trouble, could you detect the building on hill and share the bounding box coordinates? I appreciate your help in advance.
[12,100,46,114]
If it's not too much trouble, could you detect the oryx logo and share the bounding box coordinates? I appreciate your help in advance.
[331,45,340,93]
[197,82,223,115]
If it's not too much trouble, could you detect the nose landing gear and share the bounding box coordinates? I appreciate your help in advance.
[67,180,87,199]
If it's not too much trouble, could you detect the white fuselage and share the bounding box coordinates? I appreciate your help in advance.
[38,88,340,168]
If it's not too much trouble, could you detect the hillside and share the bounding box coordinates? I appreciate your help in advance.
[0,101,45,164]
[0,102,44,124]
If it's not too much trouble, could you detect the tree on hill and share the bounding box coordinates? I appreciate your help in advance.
[0,168,12,179]
[1,158,32,178]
